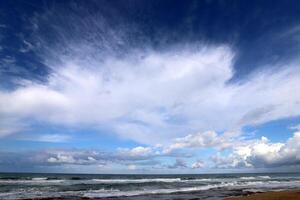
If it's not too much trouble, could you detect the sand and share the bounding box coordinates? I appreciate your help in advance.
[224,189,300,200]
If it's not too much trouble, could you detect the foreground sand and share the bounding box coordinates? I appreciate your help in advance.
[225,189,300,200]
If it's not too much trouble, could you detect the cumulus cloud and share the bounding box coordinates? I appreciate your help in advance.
[127,164,137,170]
[43,149,106,165]
[117,146,156,160]
[0,141,197,172]
[47,153,98,165]
[192,160,205,169]
[0,148,146,169]
[168,159,188,169]
[211,130,300,168]
[170,131,219,149]
[166,131,235,152]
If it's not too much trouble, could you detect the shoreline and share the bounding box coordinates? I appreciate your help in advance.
[224,189,300,200]
[15,188,300,199]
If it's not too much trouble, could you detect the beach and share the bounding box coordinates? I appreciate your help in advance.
[225,189,300,200]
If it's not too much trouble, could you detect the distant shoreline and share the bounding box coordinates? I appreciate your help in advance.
[224,189,300,200]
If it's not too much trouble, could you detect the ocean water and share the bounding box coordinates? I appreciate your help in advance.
[0,173,300,199]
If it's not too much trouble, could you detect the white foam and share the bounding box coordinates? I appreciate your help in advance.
[91,178,181,183]
[2,177,300,199]
[240,177,255,180]
[32,177,48,181]
[83,180,273,198]
[257,176,271,179]
[83,185,220,198]
[0,179,64,185]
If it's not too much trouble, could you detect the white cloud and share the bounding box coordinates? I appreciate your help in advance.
[212,131,300,168]
[192,160,205,169]
[0,118,25,137]
[127,164,137,170]
[2,3,300,172]
[20,134,71,143]
[168,159,188,169]
[171,131,219,149]
[290,124,300,131]
[164,130,240,153]
[0,148,161,170]
[44,149,101,165]
[1,45,300,144]
[166,131,219,153]
[1,11,300,144]
[47,154,75,164]
[117,146,154,159]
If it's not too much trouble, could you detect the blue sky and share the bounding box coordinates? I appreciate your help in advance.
[1,0,300,173]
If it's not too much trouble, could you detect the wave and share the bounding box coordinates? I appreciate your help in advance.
[92,178,181,183]
[83,180,300,198]
[1,180,300,199]
[0,177,220,186]
[0,179,64,185]
[240,176,271,180]
[0,176,299,187]
[83,186,216,198]
[257,176,271,179]
[240,177,256,180]
[31,177,48,181]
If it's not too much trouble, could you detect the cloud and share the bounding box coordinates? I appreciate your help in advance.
[1,44,300,144]
[127,164,137,170]
[211,130,300,168]
[170,131,219,149]
[167,131,228,152]
[43,149,106,166]
[1,3,300,147]
[0,145,196,172]
[2,130,300,171]
[46,152,98,165]
[290,124,300,131]
[0,118,26,137]
[168,159,188,169]
[0,45,236,142]
[164,130,242,154]
[19,134,71,143]
[0,146,162,170]
[192,160,205,169]
[117,146,155,160]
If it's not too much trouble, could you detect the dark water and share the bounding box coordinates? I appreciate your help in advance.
[1,173,300,199]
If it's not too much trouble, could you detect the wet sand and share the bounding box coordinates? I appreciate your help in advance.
[21,188,300,200]
[225,189,300,200]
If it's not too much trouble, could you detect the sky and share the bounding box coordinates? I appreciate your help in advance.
[1,0,300,173]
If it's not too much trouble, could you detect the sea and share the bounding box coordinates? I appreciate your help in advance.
[0,173,300,199]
